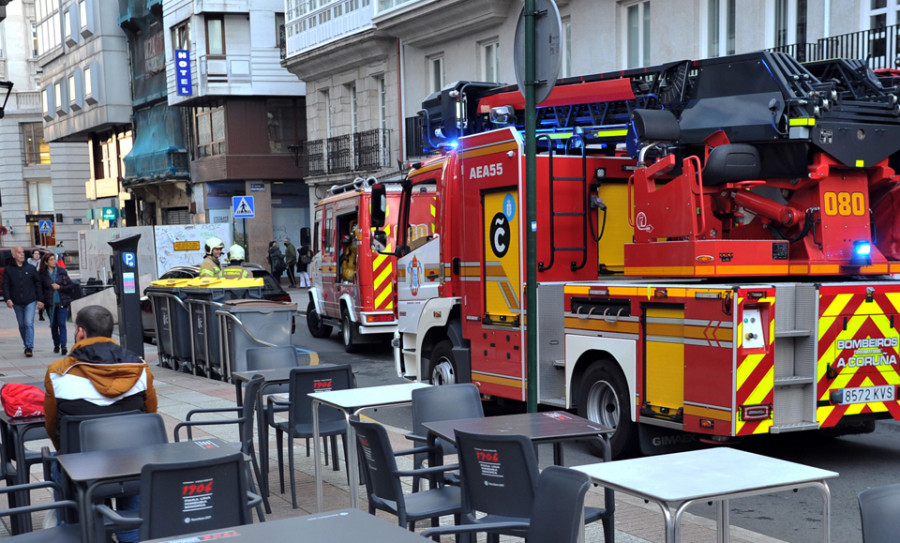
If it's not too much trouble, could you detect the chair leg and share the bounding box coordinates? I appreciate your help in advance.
[305,437,310,457]
[289,433,298,509]
[276,428,285,494]
[330,435,339,472]
[247,444,272,515]
[602,515,615,543]
[323,435,330,466]
[243,462,266,523]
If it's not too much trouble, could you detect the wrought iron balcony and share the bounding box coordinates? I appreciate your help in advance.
[771,24,900,70]
[302,128,392,176]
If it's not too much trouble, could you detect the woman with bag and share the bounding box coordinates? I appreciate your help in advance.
[298,244,312,287]
[38,253,75,355]
[268,240,286,280]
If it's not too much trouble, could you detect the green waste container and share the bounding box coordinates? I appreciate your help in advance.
[219,299,298,380]
[183,277,263,379]
[145,278,195,370]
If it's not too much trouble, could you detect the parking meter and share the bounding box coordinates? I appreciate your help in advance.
[108,234,144,358]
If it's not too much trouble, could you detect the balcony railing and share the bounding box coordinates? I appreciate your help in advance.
[771,24,900,70]
[303,128,392,176]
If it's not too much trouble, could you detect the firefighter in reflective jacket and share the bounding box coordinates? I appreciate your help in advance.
[222,244,251,280]
[199,237,225,278]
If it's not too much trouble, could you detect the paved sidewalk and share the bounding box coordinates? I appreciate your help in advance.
[0,303,785,542]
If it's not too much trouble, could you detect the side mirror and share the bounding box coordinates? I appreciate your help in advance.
[370,184,387,228]
[300,227,310,247]
[371,230,388,252]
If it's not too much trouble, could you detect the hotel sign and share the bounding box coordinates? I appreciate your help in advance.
[176,49,192,96]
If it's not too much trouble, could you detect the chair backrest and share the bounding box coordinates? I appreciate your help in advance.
[411,383,483,454]
[138,451,251,540]
[527,466,590,543]
[288,364,353,427]
[79,413,168,452]
[859,482,900,543]
[454,429,538,520]
[246,346,299,395]
[58,410,142,453]
[349,419,405,507]
[238,375,265,450]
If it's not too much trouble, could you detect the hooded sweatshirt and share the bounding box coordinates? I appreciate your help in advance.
[44,336,157,449]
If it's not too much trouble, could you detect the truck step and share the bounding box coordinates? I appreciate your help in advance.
[540,397,566,408]
[774,376,814,386]
[774,329,811,337]
[769,422,820,434]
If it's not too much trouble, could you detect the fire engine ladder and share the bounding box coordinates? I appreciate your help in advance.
[538,134,589,273]
[770,283,820,432]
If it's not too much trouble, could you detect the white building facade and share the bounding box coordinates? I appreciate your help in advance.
[0,0,91,254]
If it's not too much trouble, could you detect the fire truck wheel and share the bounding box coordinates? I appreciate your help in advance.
[428,340,457,386]
[307,301,333,338]
[341,309,361,353]
[577,362,637,459]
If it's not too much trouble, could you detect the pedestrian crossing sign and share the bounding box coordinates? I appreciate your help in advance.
[233,196,255,218]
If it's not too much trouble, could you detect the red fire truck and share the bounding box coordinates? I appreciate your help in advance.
[307,177,437,352]
[375,53,900,458]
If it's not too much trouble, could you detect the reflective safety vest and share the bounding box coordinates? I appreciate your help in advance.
[199,255,222,278]
[221,265,251,280]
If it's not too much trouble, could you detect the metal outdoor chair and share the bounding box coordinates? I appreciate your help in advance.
[350,418,462,532]
[173,374,270,518]
[246,344,300,493]
[406,383,483,491]
[94,451,261,541]
[453,429,614,543]
[422,465,592,543]
[0,481,80,543]
[265,364,353,508]
[859,482,900,543]
[79,413,169,542]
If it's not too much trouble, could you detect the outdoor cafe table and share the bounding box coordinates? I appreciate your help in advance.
[0,410,46,534]
[56,437,239,543]
[310,382,430,511]
[573,447,839,543]
[142,507,428,542]
[422,410,614,466]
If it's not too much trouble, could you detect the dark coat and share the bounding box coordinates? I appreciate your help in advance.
[39,266,76,307]
[2,263,43,305]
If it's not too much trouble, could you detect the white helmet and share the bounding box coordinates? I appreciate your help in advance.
[205,237,225,254]
[228,244,245,262]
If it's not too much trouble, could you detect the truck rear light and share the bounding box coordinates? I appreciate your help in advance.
[364,313,395,324]
[740,404,772,421]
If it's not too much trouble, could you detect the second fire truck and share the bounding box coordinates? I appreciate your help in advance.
[374,51,900,458]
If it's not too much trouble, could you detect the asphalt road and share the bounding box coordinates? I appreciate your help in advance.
[291,307,900,543]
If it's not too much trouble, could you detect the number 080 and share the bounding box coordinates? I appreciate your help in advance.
[823,191,866,216]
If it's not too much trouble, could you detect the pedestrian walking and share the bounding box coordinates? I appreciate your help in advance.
[298,243,312,287]
[2,246,44,357]
[28,250,46,321]
[284,237,297,288]
[38,252,76,355]
[268,240,285,280]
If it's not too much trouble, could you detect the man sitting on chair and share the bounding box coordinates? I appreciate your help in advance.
[43,304,157,543]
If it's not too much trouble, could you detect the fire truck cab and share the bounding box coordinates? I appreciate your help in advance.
[306,177,402,352]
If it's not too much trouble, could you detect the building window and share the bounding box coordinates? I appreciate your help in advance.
[79,0,87,28]
[195,103,226,157]
[36,0,61,57]
[774,0,807,49]
[267,98,303,153]
[625,1,651,69]
[428,55,444,93]
[276,12,286,57]
[206,15,225,57]
[27,180,54,214]
[21,122,50,165]
[32,23,39,57]
[705,0,735,58]
[84,66,92,97]
[173,20,191,50]
[321,88,331,139]
[481,39,500,82]
[561,19,572,78]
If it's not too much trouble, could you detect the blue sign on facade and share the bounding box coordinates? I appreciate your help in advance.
[176,50,192,96]
[233,196,255,219]
[38,220,53,234]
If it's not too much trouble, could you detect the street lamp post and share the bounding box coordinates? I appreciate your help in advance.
[0,81,13,118]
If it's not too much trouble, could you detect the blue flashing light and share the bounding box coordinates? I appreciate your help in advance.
[449,140,458,149]
[855,241,872,257]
